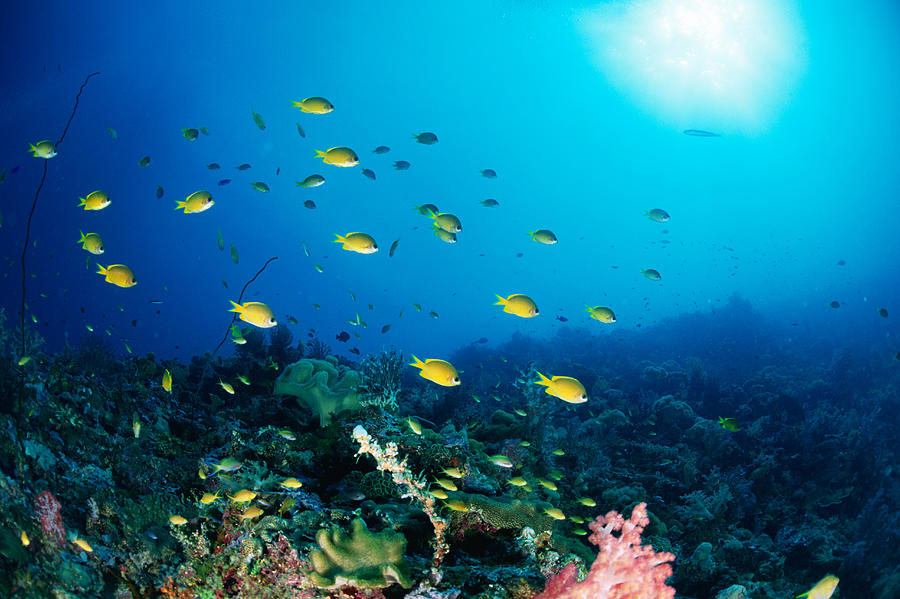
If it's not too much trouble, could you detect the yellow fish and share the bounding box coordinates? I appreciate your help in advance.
[428,210,462,233]
[585,305,616,323]
[442,500,469,512]
[569,515,585,524]
[277,429,295,440]
[237,375,251,386]
[77,231,104,255]
[314,147,359,167]
[169,515,188,526]
[280,478,303,489]
[239,506,264,520]
[72,538,93,552]
[494,294,539,318]
[508,477,528,487]
[551,449,565,456]
[30,140,57,158]
[529,229,558,244]
[293,97,334,114]
[407,418,423,435]
[199,492,220,504]
[175,191,214,214]
[433,227,457,244]
[218,379,235,395]
[228,301,277,328]
[514,409,527,417]
[162,369,172,393]
[96,264,136,288]
[20,530,29,546]
[578,497,597,507]
[797,575,839,599]
[534,371,587,404]
[432,478,458,491]
[78,190,110,211]
[410,355,460,387]
[537,478,557,491]
[431,488,449,499]
[334,232,378,254]
[544,507,565,520]
[441,467,465,479]
[229,489,257,503]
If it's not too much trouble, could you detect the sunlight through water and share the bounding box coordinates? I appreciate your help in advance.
[581,0,807,135]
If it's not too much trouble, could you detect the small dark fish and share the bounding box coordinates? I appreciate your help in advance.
[476,337,488,344]
[349,348,360,355]
[11,166,20,174]
[481,168,497,178]
[148,300,164,304]
[389,238,400,258]
[156,185,164,199]
[218,179,232,186]
[393,161,410,170]
[0,169,5,183]
[138,156,151,167]
[304,200,316,209]
[236,164,251,170]
[276,167,280,175]
[381,324,391,334]
[296,123,306,138]
[361,168,376,180]
[516,253,523,258]
[837,259,846,266]
[556,316,568,322]
[878,308,889,318]
[895,351,900,361]
[251,111,266,130]
[683,129,720,137]
[336,331,350,342]
[373,146,390,154]
[429,310,439,319]
[829,301,841,308]
[131,319,137,327]
[206,163,220,170]
[480,198,499,207]
[413,132,438,145]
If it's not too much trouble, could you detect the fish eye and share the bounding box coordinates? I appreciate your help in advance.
[453,377,459,383]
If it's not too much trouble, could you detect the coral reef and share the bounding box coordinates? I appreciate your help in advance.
[274,356,362,426]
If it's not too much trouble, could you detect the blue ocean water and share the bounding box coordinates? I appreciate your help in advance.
[1,2,899,598]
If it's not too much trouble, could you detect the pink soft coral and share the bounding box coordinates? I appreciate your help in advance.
[535,502,676,599]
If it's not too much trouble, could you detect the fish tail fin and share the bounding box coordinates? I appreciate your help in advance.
[228,300,243,313]
[291,100,302,107]
[493,294,508,306]
[527,231,534,237]
[333,233,345,244]
[77,197,86,207]
[77,230,86,244]
[409,355,425,370]
[425,207,437,218]
[584,304,593,312]
[534,371,551,387]
[314,149,326,158]
[96,264,108,276]
[174,200,186,211]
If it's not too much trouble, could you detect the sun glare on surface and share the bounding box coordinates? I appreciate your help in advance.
[581,0,806,134]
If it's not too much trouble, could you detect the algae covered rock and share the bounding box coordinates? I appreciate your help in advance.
[274,356,361,426]
[308,518,413,589]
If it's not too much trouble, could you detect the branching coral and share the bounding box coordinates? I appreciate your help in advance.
[352,425,449,584]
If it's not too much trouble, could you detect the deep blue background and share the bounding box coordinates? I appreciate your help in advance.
[1,1,898,363]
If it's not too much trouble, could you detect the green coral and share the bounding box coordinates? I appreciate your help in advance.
[274,356,361,426]
[308,518,413,589]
